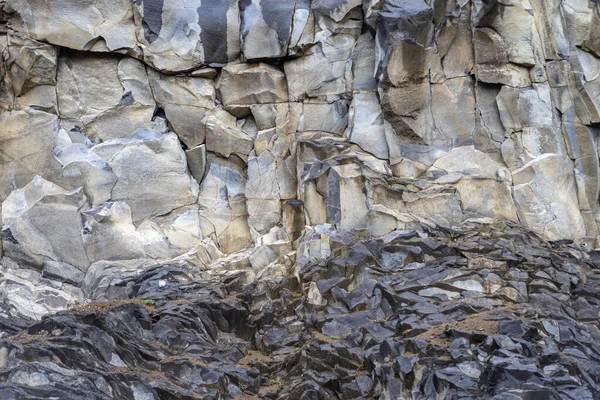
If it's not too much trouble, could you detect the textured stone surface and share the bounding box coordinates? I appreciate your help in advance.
[91,130,199,224]
[0,109,60,201]
[0,226,599,399]
[2,176,89,269]
[217,63,288,105]
[2,1,600,397]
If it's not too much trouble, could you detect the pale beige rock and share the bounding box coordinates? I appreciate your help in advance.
[575,48,600,82]
[475,64,532,87]
[82,201,145,263]
[404,190,466,230]
[381,80,430,117]
[240,0,295,60]
[512,154,586,241]
[13,85,58,112]
[117,57,155,106]
[54,143,117,206]
[56,52,127,122]
[475,84,505,144]
[563,0,593,46]
[246,149,295,234]
[81,104,156,142]
[149,70,215,108]
[487,3,538,67]
[437,3,474,79]
[0,109,60,201]
[0,261,83,320]
[430,77,476,142]
[2,176,89,269]
[149,69,215,148]
[197,155,252,254]
[307,282,324,306]
[247,199,282,236]
[529,0,569,60]
[429,147,506,179]
[299,101,349,135]
[246,151,286,200]
[57,52,155,141]
[351,33,377,90]
[456,179,517,222]
[204,111,254,158]
[5,0,137,52]
[190,68,218,79]
[6,33,58,97]
[473,28,509,65]
[347,92,388,159]
[250,102,302,135]
[92,130,199,224]
[153,208,203,251]
[497,85,558,129]
[249,245,280,271]
[285,34,355,100]
[217,63,288,105]
[386,41,431,85]
[137,206,215,262]
[300,161,369,232]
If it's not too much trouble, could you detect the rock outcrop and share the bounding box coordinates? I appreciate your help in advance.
[1,0,600,398]
[0,225,599,399]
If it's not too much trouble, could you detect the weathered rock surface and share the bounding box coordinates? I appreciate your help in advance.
[2,176,89,269]
[1,0,600,398]
[0,225,599,399]
[2,0,598,251]
[91,129,199,224]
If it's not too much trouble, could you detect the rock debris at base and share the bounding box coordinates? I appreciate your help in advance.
[1,225,600,399]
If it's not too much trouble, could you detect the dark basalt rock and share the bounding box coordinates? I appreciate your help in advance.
[1,225,600,399]
[139,0,164,44]
[197,0,237,64]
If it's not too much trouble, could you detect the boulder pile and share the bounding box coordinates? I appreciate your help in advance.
[1,224,600,399]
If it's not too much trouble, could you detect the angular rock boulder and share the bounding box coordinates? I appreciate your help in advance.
[197,155,252,253]
[56,51,155,141]
[512,154,586,241]
[91,130,199,224]
[1,176,89,269]
[148,69,215,148]
[134,0,241,71]
[5,0,137,52]
[217,63,288,105]
[0,109,60,201]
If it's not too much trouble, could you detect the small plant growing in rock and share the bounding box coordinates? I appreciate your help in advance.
[277,379,285,388]
[144,299,156,307]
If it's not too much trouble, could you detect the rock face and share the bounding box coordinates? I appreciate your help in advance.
[2,0,600,398]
